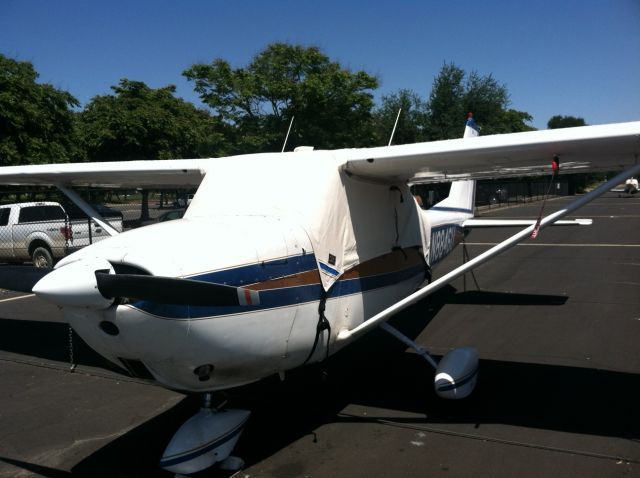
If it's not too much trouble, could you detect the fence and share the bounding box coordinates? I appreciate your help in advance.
[412,178,572,211]
[475,178,569,208]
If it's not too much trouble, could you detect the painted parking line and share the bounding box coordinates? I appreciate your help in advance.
[0,293,35,303]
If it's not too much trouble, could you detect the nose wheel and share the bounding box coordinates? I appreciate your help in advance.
[160,393,250,476]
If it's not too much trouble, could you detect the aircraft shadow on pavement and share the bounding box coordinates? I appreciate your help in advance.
[0,457,72,478]
[1,286,636,477]
[71,288,640,476]
[445,290,568,306]
[7,350,638,478]
[0,285,565,372]
[0,317,124,373]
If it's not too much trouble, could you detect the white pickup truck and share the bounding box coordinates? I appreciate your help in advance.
[0,201,123,267]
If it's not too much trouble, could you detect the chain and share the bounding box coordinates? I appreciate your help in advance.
[68,324,76,372]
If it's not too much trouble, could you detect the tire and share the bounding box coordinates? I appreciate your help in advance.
[31,246,53,268]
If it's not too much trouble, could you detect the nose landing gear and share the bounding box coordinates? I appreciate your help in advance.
[160,393,250,476]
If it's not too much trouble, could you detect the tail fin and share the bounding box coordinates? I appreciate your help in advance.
[432,180,476,214]
[463,113,480,138]
[432,113,479,214]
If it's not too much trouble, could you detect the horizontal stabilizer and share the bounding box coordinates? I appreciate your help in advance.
[463,218,592,227]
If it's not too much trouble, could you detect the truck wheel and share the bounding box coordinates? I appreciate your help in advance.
[32,247,53,268]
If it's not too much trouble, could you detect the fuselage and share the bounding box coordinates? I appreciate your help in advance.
[57,154,470,392]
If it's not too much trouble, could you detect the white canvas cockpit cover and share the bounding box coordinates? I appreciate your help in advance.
[185,151,425,290]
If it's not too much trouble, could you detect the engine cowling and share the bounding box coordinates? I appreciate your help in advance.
[434,347,478,399]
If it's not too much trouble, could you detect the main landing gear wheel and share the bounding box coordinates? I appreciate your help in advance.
[380,322,478,399]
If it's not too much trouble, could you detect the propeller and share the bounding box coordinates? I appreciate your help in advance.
[0,261,260,308]
[94,272,260,306]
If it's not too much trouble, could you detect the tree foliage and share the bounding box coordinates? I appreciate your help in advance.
[547,115,586,129]
[183,43,379,153]
[0,54,80,165]
[78,79,228,162]
[374,89,428,145]
[2,47,542,168]
[425,63,533,140]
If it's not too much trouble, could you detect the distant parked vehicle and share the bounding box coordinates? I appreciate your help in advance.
[489,187,508,204]
[0,202,123,268]
[174,194,194,208]
[158,210,185,222]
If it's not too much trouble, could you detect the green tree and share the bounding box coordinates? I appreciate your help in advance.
[547,115,586,129]
[0,55,80,165]
[78,79,228,162]
[424,64,466,140]
[493,109,535,133]
[425,63,533,139]
[183,43,379,153]
[79,79,229,220]
[374,89,428,145]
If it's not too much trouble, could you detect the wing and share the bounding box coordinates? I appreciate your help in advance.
[339,122,640,183]
[0,159,210,188]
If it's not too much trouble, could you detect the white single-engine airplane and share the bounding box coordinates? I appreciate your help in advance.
[0,118,639,474]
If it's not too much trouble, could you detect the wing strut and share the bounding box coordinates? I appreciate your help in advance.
[337,162,640,343]
[57,184,120,236]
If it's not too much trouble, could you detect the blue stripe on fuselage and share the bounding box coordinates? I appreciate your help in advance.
[189,253,318,286]
[129,253,425,319]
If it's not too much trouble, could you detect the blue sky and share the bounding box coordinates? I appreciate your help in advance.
[1,0,639,129]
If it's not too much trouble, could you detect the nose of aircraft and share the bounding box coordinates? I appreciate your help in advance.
[32,257,115,308]
[0,217,270,310]
[30,219,262,309]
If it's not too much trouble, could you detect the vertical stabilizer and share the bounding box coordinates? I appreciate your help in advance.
[435,180,476,214]
[463,113,480,138]
[431,113,479,215]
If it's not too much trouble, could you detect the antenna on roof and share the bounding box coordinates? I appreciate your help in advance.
[281,116,295,153]
[388,109,402,146]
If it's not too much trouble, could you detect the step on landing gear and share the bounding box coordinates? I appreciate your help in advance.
[160,393,250,476]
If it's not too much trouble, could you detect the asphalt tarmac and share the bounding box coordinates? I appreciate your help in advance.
[0,193,638,478]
